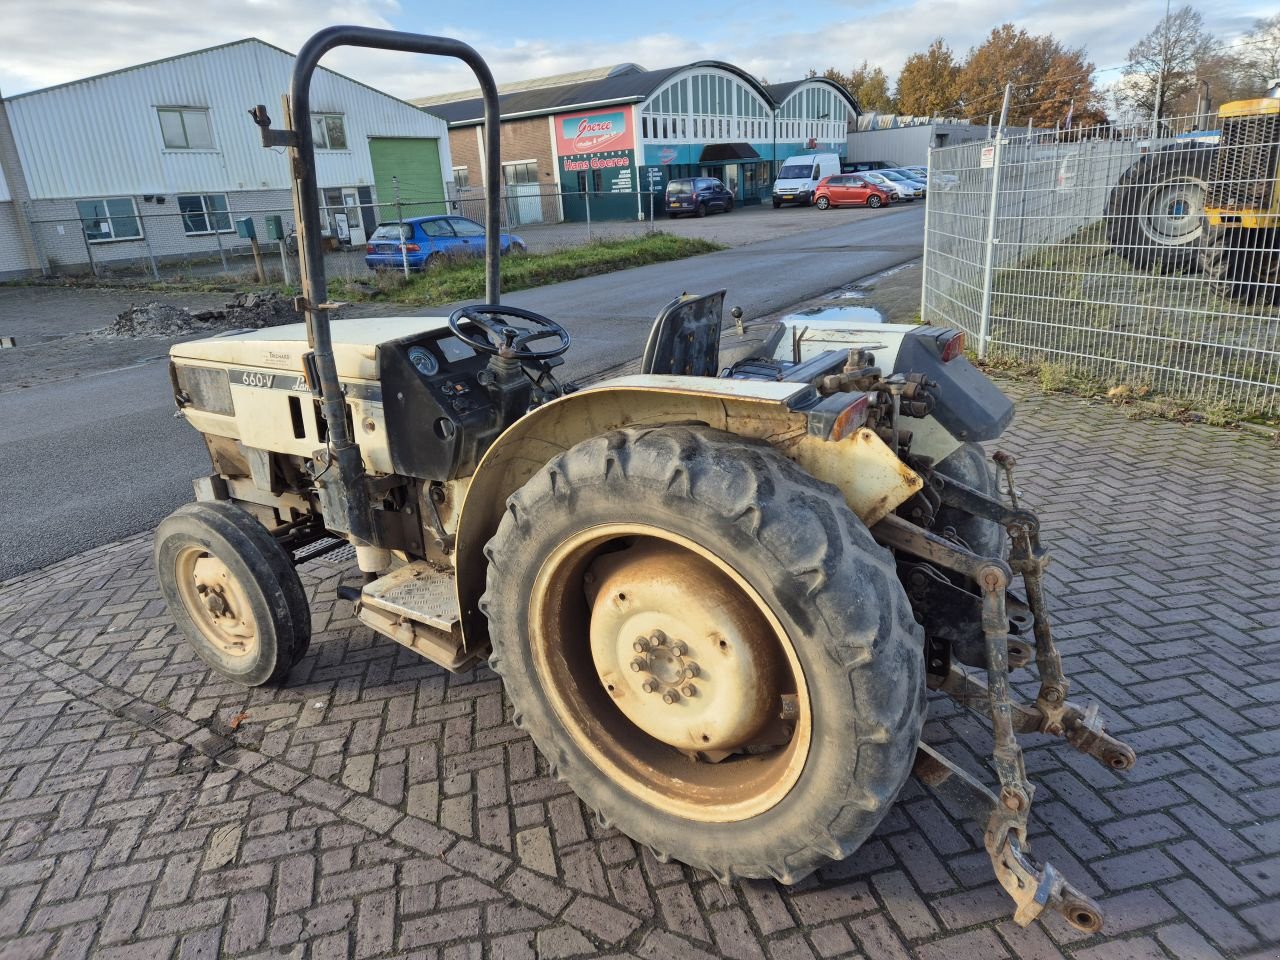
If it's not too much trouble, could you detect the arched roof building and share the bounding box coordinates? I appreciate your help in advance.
[423,62,858,220]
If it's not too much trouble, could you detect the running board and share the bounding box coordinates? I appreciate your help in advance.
[356,562,479,672]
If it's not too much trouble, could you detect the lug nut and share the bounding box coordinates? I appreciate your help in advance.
[662,690,680,704]
[633,637,649,652]
[681,684,697,697]
[683,662,700,678]
[630,658,647,673]
[649,629,667,646]
[641,679,658,694]
[670,640,687,656]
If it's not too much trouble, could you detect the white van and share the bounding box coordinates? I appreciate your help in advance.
[772,153,841,208]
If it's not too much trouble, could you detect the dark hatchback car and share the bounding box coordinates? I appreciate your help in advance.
[664,177,735,218]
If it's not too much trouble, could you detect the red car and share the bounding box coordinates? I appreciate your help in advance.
[814,175,895,209]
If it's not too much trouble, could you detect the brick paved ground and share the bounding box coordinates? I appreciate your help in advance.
[0,386,1277,959]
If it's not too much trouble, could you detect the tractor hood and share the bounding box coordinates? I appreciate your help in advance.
[170,315,453,381]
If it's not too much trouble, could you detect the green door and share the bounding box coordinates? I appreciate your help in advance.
[369,137,445,222]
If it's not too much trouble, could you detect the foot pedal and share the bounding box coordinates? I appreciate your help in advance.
[357,562,478,671]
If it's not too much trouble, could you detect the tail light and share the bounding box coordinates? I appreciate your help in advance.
[940,330,965,362]
[402,243,421,252]
[366,245,374,254]
[806,392,870,441]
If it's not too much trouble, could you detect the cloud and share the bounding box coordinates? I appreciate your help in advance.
[1,0,1272,109]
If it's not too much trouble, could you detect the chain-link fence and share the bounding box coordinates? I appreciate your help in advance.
[922,109,1280,414]
[20,185,694,284]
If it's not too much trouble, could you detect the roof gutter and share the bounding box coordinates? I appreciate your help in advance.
[444,95,645,127]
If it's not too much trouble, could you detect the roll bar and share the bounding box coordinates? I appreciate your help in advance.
[250,26,502,544]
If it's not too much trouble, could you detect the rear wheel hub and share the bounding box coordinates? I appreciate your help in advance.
[586,541,782,753]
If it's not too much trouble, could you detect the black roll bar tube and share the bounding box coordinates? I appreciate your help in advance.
[265,26,503,544]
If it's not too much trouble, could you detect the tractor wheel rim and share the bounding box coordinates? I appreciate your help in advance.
[1140,177,1205,245]
[529,523,811,823]
[174,547,259,658]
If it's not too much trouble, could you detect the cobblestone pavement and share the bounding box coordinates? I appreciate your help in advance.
[0,386,1277,959]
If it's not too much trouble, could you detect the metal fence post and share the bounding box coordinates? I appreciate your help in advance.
[976,83,1012,359]
[919,146,933,322]
[584,188,592,242]
[213,224,228,274]
[394,176,408,278]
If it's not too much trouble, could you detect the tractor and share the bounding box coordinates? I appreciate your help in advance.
[1200,79,1280,303]
[154,25,1136,933]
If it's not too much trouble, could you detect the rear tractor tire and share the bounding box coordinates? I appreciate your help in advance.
[481,425,925,883]
[932,442,1007,560]
[155,501,310,686]
[1104,145,1212,273]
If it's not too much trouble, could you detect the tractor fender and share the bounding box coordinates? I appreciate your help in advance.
[453,375,922,651]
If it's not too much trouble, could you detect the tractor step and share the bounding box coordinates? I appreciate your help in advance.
[357,562,479,672]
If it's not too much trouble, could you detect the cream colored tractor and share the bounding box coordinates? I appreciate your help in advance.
[155,25,1137,932]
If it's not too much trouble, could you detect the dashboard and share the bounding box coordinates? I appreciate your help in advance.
[378,327,510,481]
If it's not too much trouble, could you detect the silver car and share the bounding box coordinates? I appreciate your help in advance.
[863,171,923,201]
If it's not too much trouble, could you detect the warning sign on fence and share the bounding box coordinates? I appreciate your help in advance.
[980,145,995,168]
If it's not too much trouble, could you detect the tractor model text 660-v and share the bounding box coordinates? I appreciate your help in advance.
[154,26,1138,933]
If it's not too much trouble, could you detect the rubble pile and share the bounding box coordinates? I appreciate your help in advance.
[102,292,301,338]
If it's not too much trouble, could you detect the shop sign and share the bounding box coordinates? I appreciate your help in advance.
[557,110,634,155]
[658,147,678,165]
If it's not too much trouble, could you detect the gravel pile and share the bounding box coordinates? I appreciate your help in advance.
[101,292,301,339]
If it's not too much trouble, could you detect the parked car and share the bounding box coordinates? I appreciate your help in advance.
[364,216,526,271]
[772,153,842,207]
[882,169,928,194]
[814,175,896,209]
[842,160,894,172]
[665,177,735,217]
[863,171,924,201]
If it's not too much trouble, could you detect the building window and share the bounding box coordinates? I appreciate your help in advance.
[503,161,538,185]
[453,166,470,189]
[76,197,142,242]
[158,108,214,150]
[177,194,232,235]
[311,114,348,150]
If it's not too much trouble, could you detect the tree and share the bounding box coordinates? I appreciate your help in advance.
[818,62,896,112]
[1234,13,1280,91]
[1119,5,1215,120]
[850,61,896,113]
[895,39,959,116]
[954,24,1106,128]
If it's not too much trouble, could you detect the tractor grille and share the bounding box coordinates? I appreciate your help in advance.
[1208,114,1280,211]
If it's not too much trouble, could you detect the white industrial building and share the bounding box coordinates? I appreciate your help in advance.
[845,117,992,169]
[0,39,453,279]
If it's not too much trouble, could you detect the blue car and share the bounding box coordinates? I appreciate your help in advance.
[364,215,526,271]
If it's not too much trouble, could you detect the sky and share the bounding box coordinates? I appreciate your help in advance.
[0,0,1272,105]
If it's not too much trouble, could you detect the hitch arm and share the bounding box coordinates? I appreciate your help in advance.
[914,744,1104,933]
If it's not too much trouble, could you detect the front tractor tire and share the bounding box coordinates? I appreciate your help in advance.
[1200,224,1280,305]
[155,502,310,686]
[481,425,924,883]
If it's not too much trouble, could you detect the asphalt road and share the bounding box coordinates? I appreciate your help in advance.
[0,204,923,581]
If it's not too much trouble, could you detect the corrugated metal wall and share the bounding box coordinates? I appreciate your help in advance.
[5,39,451,200]
[0,163,10,202]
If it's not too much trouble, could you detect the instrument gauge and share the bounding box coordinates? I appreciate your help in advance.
[408,345,439,377]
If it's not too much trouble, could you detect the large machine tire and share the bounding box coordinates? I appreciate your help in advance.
[933,442,1007,560]
[481,425,924,883]
[155,502,310,686]
[1105,145,1212,273]
[1201,224,1280,305]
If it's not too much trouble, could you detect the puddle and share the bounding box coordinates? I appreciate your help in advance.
[784,304,885,324]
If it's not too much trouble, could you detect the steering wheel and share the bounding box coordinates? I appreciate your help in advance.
[448,304,571,360]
